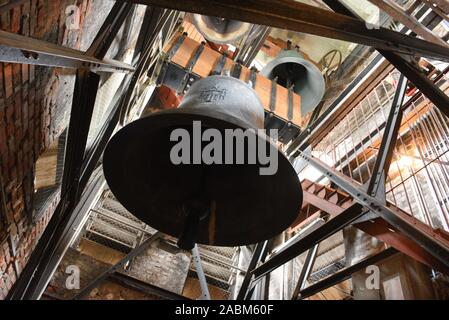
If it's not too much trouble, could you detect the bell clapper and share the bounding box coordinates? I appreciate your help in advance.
[178,203,212,300]
[177,198,210,250]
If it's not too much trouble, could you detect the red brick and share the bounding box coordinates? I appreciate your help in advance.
[1,11,11,31]
[11,7,21,33]
[12,64,21,90]
[21,65,29,84]
[3,64,13,99]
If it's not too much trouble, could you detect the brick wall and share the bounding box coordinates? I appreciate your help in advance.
[0,0,111,299]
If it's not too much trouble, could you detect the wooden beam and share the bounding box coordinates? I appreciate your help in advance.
[121,0,449,62]
[368,0,448,46]
[420,0,449,23]
[427,0,449,14]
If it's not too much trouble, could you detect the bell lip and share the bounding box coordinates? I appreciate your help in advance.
[260,55,326,114]
[192,14,252,44]
[103,108,303,247]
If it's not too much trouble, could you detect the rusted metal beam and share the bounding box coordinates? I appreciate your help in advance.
[421,0,449,23]
[355,215,449,275]
[296,152,449,272]
[0,30,134,72]
[368,0,448,46]
[303,191,345,218]
[252,203,365,280]
[121,0,449,62]
[427,0,449,14]
[86,2,135,59]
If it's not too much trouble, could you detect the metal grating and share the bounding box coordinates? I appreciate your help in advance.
[309,259,346,283]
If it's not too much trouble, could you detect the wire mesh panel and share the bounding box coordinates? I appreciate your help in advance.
[304,68,449,232]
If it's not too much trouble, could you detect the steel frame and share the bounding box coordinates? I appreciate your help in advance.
[251,203,365,281]
[2,0,449,301]
[121,0,449,62]
[236,241,269,300]
[298,247,399,300]
[296,152,449,267]
[291,244,319,300]
[366,75,408,201]
[72,232,162,300]
[25,169,106,300]
[324,1,449,119]
[6,2,141,300]
[287,0,449,158]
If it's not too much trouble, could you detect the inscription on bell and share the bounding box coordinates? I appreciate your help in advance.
[199,86,227,103]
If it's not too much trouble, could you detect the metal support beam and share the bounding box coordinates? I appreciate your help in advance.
[236,241,268,300]
[23,169,106,300]
[7,70,101,300]
[7,3,143,298]
[286,54,385,156]
[252,203,365,281]
[380,50,449,119]
[322,0,449,120]
[86,2,134,59]
[0,30,134,72]
[298,247,398,300]
[296,152,449,270]
[73,232,162,300]
[291,244,319,300]
[61,71,101,205]
[427,0,449,14]
[191,244,211,300]
[367,0,448,46]
[121,0,449,62]
[287,0,449,158]
[133,7,164,61]
[367,74,408,201]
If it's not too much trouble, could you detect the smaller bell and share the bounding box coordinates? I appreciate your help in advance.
[261,49,326,116]
[193,14,256,44]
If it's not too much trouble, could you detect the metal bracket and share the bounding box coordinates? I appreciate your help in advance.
[210,52,228,76]
[231,62,243,79]
[177,41,206,95]
[249,68,257,88]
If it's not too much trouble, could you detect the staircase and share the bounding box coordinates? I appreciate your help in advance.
[294,179,449,275]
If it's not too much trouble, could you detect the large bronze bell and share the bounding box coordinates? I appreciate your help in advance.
[261,49,326,116]
[103,76,302,250]
[192,14,257,44]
